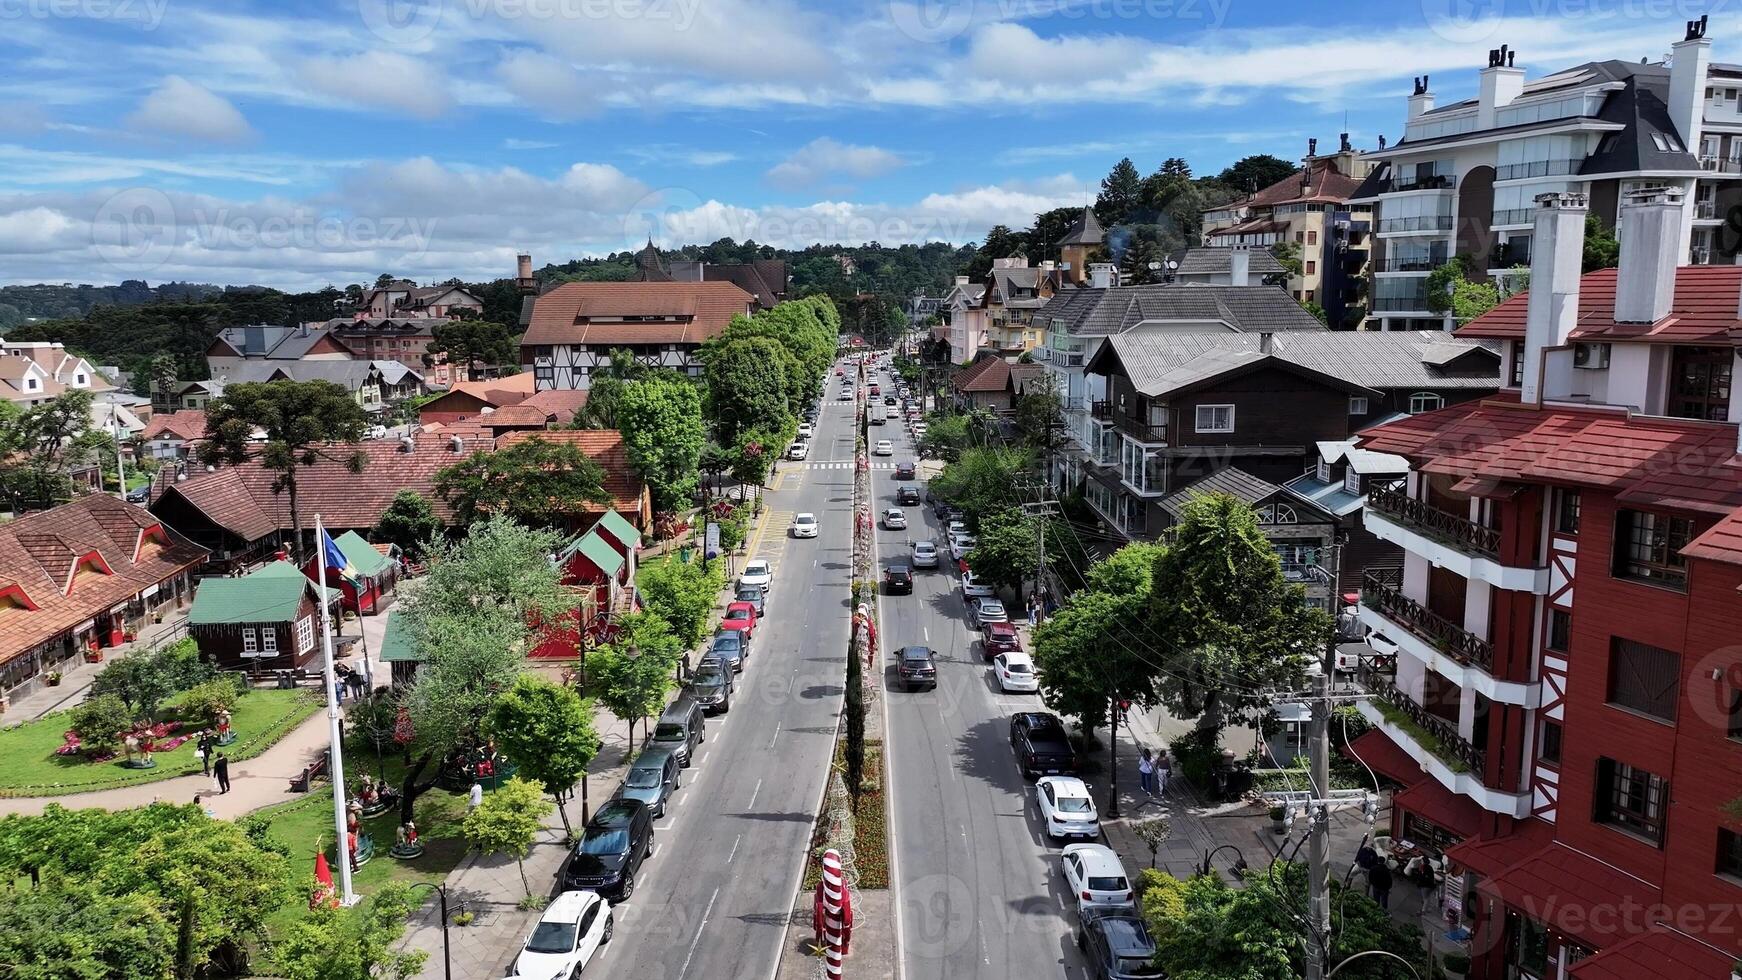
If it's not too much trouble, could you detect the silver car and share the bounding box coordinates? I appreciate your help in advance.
[969,597,1008,628]
[883,508,907,530]
[912,540,940,568]
[617,745,680,816]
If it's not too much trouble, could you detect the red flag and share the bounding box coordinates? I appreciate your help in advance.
[310,853,338,909]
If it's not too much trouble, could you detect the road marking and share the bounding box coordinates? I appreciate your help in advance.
[748,777,762,810]
[923,626,929,642]
[767,722,781,749]
[698,750,710,767]
[678,886,721,980]
[727,833,742,864]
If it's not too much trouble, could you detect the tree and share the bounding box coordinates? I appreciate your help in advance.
[844,632,865,811]
[1583,212,1620,271]
[1032,542,1166,739]
[1270,240,1303,279]
[271,881,428,980]
[615,376,706,512]
[0,885,174,980]
[0,390,112,509]
[1216,154,1297,195]
[433,435,607,529]
[88,638,212,719]
[148,352,179,405]
[426,319,518,382]
[1025,206,1082,262]
[1096,157,1144,228]
[69,694,138,755]
[1148,494,1330,739]
[1424,256,1504,325]
[929,446,1032,526]
[485,675,602,839]
[585,612,681,750]
[200,380,368,563]
[460,776,553,899]
[965,507,1041,594]
[637,555,726,650]
[371,490,442,560]
[572,348,654,430]
[917,413,972,462]
[1012,372,1066,460]
[705,336,798,443]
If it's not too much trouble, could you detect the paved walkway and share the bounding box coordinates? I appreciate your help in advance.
[5,614,191,724]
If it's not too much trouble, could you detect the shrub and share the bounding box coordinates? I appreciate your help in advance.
[89,638,214,719]
[1169,729,1222,789]
[1444,952,1471,975]
[177,676,244,725]
[1137,870,1188,941]
[69,695,137,754]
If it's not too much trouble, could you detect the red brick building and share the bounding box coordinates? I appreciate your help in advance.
[1352,188,1742,978]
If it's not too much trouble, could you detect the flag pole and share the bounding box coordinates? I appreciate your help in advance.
[316,513,357,905]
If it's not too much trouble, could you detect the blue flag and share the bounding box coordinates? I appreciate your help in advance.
[322,531,361,586]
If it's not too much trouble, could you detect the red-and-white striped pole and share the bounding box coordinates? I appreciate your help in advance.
[820,849,847,977]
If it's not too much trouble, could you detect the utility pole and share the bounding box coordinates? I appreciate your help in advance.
[1304,541,1343,980]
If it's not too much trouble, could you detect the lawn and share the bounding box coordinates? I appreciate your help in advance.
[0,687,322,797]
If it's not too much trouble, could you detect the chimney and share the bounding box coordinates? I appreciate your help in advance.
[1408,75,1434,121]
[1521,192,1589,406]
[398,436,414,453]
[1259,331,1274,355]
[516,252,538,295]
[1339,132,1352,153]
[1614,186,1685,324]
[1669,19,1711,170]
[954,275,969,286]
[448,435,464,453]
[1229,244,1251,287]
[1308,137,1318,157]
[1088,263,1115,289]
[1378,134,1388,150]
[1476,45,1526,129]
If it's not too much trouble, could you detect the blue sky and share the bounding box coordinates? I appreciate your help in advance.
[0,0,1733,288]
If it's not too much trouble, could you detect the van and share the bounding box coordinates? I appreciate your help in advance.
[870,404,887,425]
[651,696,705,767]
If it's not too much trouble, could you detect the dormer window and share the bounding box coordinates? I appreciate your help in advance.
[1316,458,1331,483]
[1343,470,1362,495]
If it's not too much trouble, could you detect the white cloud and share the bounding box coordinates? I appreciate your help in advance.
[504,138,559,150]
[767,138,905,188]
[299,52,451,118]
[126,76,255,143]
[497,50,605,120]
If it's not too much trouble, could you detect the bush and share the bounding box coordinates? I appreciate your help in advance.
[1443,952,1470,975]
[177,676,245,725]
[89,638,213,719]
[1169,729,1222,789]
[1136,870,1188,941]
[69,694,138,754]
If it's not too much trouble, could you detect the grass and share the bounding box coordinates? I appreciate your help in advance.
[1373,701,1471,774]
[0,687,322,797]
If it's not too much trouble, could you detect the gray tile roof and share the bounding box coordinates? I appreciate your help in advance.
[225,359,422,391]
[1056,206,1104,246]
[1174,247,1288,278]
[1159,466,1292,520]
[1098,330,1501,398]
[1034,284,1327,338]
[215,324,345,360]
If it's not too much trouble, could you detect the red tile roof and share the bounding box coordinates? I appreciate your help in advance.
[953,356,1012,393]
[0,495,207,659]
[483,405,551,427]
[1212,159,1367,211]
[517,389,590,424]
[1479,843,1662,948]
[1342,729,1424,787]
[1568,925,1735,980]
[1446,818,1553,878]
[495,430,647,517]
[139,409,209,443]
[522,281,752,347]
[1458,265,1742,344]
[1684,510,1742,566]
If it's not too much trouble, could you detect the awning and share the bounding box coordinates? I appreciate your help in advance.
[1480,843,1664,949]
[1393,776,1485,841]
[1447,818,1553,878]
[1342,729,1425,787]
[1568,924,1735,980]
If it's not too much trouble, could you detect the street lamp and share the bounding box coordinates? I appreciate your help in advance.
[1325,950,1422,979]
[406,881,456,980]
[1199,844,1251,879]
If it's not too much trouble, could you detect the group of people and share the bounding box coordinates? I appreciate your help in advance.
[1023,591,1058,628]
[193,729,231,794]
[332,662,368,703]
[1136,747,1170,799]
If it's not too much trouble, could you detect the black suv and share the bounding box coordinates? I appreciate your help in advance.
[897,485,921,505]
[896,645,937,691]
[563,799,654,901]
[884,565,914,595]
[1010,711,1080,779]
[688,656,734,713]
[1078,908,1162,979]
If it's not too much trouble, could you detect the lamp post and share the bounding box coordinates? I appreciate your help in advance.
[406,881,454,980]
[1198,844,1250,879]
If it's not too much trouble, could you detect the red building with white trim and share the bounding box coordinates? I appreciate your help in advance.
[1353,186,1742,978]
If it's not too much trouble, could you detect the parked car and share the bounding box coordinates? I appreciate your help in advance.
[789,441,809,460]
[734,584,765,616]
[884,564,914,595]
[896,645,937,691]
[897,485,921,505]
[562,799,654,900]
[739,559,773,591]
[894,461,916,480]
[883,508,907,530]
[994,652,1039,693]
[1078,907,1162,979]
[618,744,680,816]
[721,602,758,639]
[912,423,927,439]
[791,513,819,538]
[511,889,613,979]
[366,424,389,440]
[1061,844,1135,915]
[874,439,894,456]
[950,534,977,561]
[1036,776,1100,840]
[960,569,994,597]
[797,422,814,438]
[967,597,1007,628]
[710,628,750,671]
[650,696,705,767]
[125,486,149,503]
[912,539,940,568]
[947,519,969,537]
[1010,711,1079,779]
[688,656,734,713]
[981,621,1022,660]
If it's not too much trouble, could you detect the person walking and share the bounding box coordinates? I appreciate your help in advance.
[1137,748,1155,798]
[1026,594,1039,628]
[468,781,484,814]
[1154,751,1170,797]
[346,669,365,701]
[196,730,212,777]
[213,752,231,795]
[1368,859,1394,909]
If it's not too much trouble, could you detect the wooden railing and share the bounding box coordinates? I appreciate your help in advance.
[1358,668,1485,775]
[1366,484,1500,559]
[1362,573,1494,672]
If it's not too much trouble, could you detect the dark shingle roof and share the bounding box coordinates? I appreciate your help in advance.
[1579,73,1702,176]
[1158,466,1295,520]
[1033,284,1327,337]
[1174,247,1288,278]
[1056,207,1104,246]
[1094,330,1501,398]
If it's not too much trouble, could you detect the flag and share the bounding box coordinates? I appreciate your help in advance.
[310,853,338,909]
[321,531,361,587]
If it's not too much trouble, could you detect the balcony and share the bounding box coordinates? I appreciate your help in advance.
[1491,208,1536,227]
[1357,669,1484,774]
[1378,215,1454,234]
[1494,158,1583,181]
[1090,399,1111,421]
[1695,200,1719,220]
[1392,172,1456,192]
[1374,255,1447,273]
[1061,394,1089,412]
[1364,484,1550,595]
[1362,572,1493,671]
[1367,484,1498,559]
[1699,155,1742,174]
[1372,296,1433,313]
[1118,417,1168,445]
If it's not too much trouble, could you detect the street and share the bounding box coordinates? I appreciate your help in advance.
[874,408,1090,978]
[596,389,856,979]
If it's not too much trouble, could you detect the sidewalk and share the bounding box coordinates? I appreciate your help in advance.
[5,614,191,724]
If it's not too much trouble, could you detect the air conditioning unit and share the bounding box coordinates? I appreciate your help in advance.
[1572,342,1611,370]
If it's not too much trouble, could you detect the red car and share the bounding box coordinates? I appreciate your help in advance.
[894,461,916,480]
[721,601,758,637]
[981,621,1023,661]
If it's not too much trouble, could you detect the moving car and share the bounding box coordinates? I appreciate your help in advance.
[883,507,907,530]
[789,441,809,460]
[1060,844,1134,916]
[1078,907,1162,979]
[720,601,758,638]
[688,656,734,713]
[897,485,921,506]
[618,744,680,816]
[994,652,1039,693]
[1035,775,1100,840]
[884,395,897,405]
[873,439,894,456]
[894,461,916,480]
[709,630,746,673]
[960,569,994,597]
[896,645,937,691]
[884,564,914,595]
[981,621,1023,660]
[967,597,1007,628]
[1010,711,1080,779]
[562,799,654,901]
[912,540,940,568]
[791,513,819,538]
[739,559,773,591]
[511,890,613,980]
[734,584,765,616]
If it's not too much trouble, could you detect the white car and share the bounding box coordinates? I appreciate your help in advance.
[1366,630,1401,662]
[365,424,389,440]
[739,558,774,590]
[947,520,969,538]
[969,597,1007,628]
[790,514,819,539]
[950,534,978,562]
[874,439,894,456]
[797,422,814,438]
[1035,776,1100,841]
[911,424,927,439]
[883,508,907,530]
[511,890,612,980]
[788,441,809,460]
[912,540,940,568]
[1059,844,1134,915]
[994,653,1039,693]
[961,569,994,597]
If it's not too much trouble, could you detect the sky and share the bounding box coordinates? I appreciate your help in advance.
[0,0,1735,290]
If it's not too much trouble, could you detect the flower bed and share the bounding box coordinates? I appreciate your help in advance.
[803,739,888,891]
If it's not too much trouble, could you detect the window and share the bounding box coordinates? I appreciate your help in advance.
[1538,720,1562,765]
[1548,609,1571,652]
[1668,346,1732,420]
[1307,230,1318,245]
[1507,342,1526,386]
[1316,458,1331,482]
[1719,829,1742,880]
[1194,405,1235,433]
[1608,637,1680,722]
[1305,261,1317,275]
[296,616,315,654]
[261,628,278,653]
[1594,757,1668,844]
[1348,396,1368,415]
[1554,489,1581,534]
[1343,469,1361,495]
[1613,509,1693,588]
[1304,290,1315,303]
[242,628,258,654]
[1295,231,1304,243]
[1408,392,1443,414]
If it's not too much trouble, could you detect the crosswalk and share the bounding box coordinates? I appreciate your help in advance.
[794,460,907,470]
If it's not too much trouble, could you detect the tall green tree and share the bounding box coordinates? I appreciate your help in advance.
[0,885,175,979]
[965,507,1041,593]
[270,881,428,980]
[1032,542,1166,738]
[929,446,1032,526]
[704,336,796,445]
[1583,212,1620,271]
[636,555,726,650]
[1096,157,1144,228]
[459,776,553,899]
[433,435,607,529]
[200,380,369,563]
[0,390,113,510]
[427,319,519,382]
[615,376,706,512]
[371,490,443,560]
[1216,154,1296,195]
[485,675,602,838]
[585,612,682,750]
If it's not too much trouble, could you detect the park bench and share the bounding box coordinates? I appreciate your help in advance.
[288,755,330,793]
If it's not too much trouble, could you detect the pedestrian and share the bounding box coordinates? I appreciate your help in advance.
[1355,840,1379,873]
[1026,594,1038,627]
[346,669,366,701]
[1368,860,1394,910]
[468,780,483,813]
[333,664,349,704]
[193,793,215,818]
[213,752,230,795]
[1137,748,1155,797]
[1154,752,1170,796]
[195,730,212,776]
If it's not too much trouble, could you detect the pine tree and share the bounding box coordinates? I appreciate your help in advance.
[1096,158,1143,228]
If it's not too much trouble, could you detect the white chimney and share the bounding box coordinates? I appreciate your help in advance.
[448,435,464,453]
[1614,186,1685,324]
[1476,46,1525,129]
[517,253,532,280]
[1258,331,1274,355]
[1521,192,1589,406]
[1229,245,1251,287]
[1407,75,1434,121]
[1088,263,1115,289]
[954,276,970,286]
[1669,19,1711,168]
